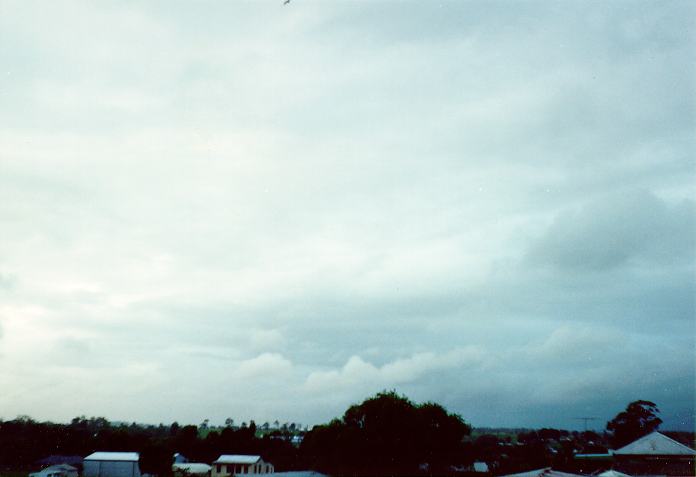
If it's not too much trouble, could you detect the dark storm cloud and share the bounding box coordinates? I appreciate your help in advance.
[0,0,692,428]
[528,190,695,271]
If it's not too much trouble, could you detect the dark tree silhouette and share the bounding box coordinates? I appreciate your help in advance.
[606,400,662,448]
[301,390,472,476]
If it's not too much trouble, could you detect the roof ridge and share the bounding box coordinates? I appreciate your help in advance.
[651,431,696,451]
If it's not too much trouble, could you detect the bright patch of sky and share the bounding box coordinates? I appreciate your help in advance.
[0,0,693,430]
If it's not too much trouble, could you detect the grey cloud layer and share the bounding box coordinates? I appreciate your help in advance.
[0,0,693,429]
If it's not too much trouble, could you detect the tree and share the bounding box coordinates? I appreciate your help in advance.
[301,390,472,475]
[606,400,662,448]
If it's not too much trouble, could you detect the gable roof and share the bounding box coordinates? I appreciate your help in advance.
[598,471,632,477]
[84,452,139,462]
[499,468,585,477]
[613,432,696,456]
[213,455,261,465]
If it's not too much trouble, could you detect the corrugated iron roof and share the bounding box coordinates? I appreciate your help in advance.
[499,468,585,477]
[172,463,211,474]
[84,452,139,462]
[598,470,632,477]
[613,432,696,456]
[213,455,261,464]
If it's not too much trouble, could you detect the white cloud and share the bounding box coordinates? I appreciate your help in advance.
[305,347,484,393]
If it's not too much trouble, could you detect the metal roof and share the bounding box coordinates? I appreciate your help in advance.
[172,463,211,474]
[84,452,140,462]
[613,432,696,456]
[213,455,261,465]
[43,465,78,472]
[598,471,632,477]
[499,468,585,477]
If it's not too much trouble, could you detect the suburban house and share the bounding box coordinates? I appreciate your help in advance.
[83,452,141,477]
[211,455,274,476]
[612,431,696,476]
[29,464,79,477]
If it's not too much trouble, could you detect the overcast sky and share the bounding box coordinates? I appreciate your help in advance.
[0,0,694,431]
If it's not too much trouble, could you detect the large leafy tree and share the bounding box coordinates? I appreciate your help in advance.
[301,391,472,475]
[606,400,662,448]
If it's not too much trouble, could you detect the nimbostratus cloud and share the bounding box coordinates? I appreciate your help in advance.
[0,0,693,429]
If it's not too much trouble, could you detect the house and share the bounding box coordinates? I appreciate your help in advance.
[211,455,274,476]
[83,452,141,477]
[612,431,695,476]
[29,464,79,477]
[172,463,212,477]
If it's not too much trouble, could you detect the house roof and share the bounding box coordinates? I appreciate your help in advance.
[172,463,212,474]
[30,465,79,477]
[613,432,696,456]
[597,471,632,477]
[499,468,585,477]
[84,452,140,462]
[44,465,78,472]
[213,455,261,465]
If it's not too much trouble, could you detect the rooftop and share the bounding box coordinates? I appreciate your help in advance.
[172,463,211,474]
[499,468,585,477]
[613,432,696,456]
[213,455,262,465]
[84,452,139,462]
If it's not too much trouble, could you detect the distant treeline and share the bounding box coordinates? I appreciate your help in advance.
[0,393,693,477]
[0,417,300,476]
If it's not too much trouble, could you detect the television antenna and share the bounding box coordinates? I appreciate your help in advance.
[574,417,600,431]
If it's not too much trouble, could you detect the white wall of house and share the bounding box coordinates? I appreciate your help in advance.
[83,461,141,477]
[212,462,273,476]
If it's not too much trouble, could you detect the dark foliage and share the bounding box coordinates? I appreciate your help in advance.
[1,398,687,477]
[606,400,662,448]
[0,416,299,475]
[301,391,472,476]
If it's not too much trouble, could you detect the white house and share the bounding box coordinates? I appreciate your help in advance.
[83,452,141,477]
[29,464,79,477]
[211,455,274,476]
